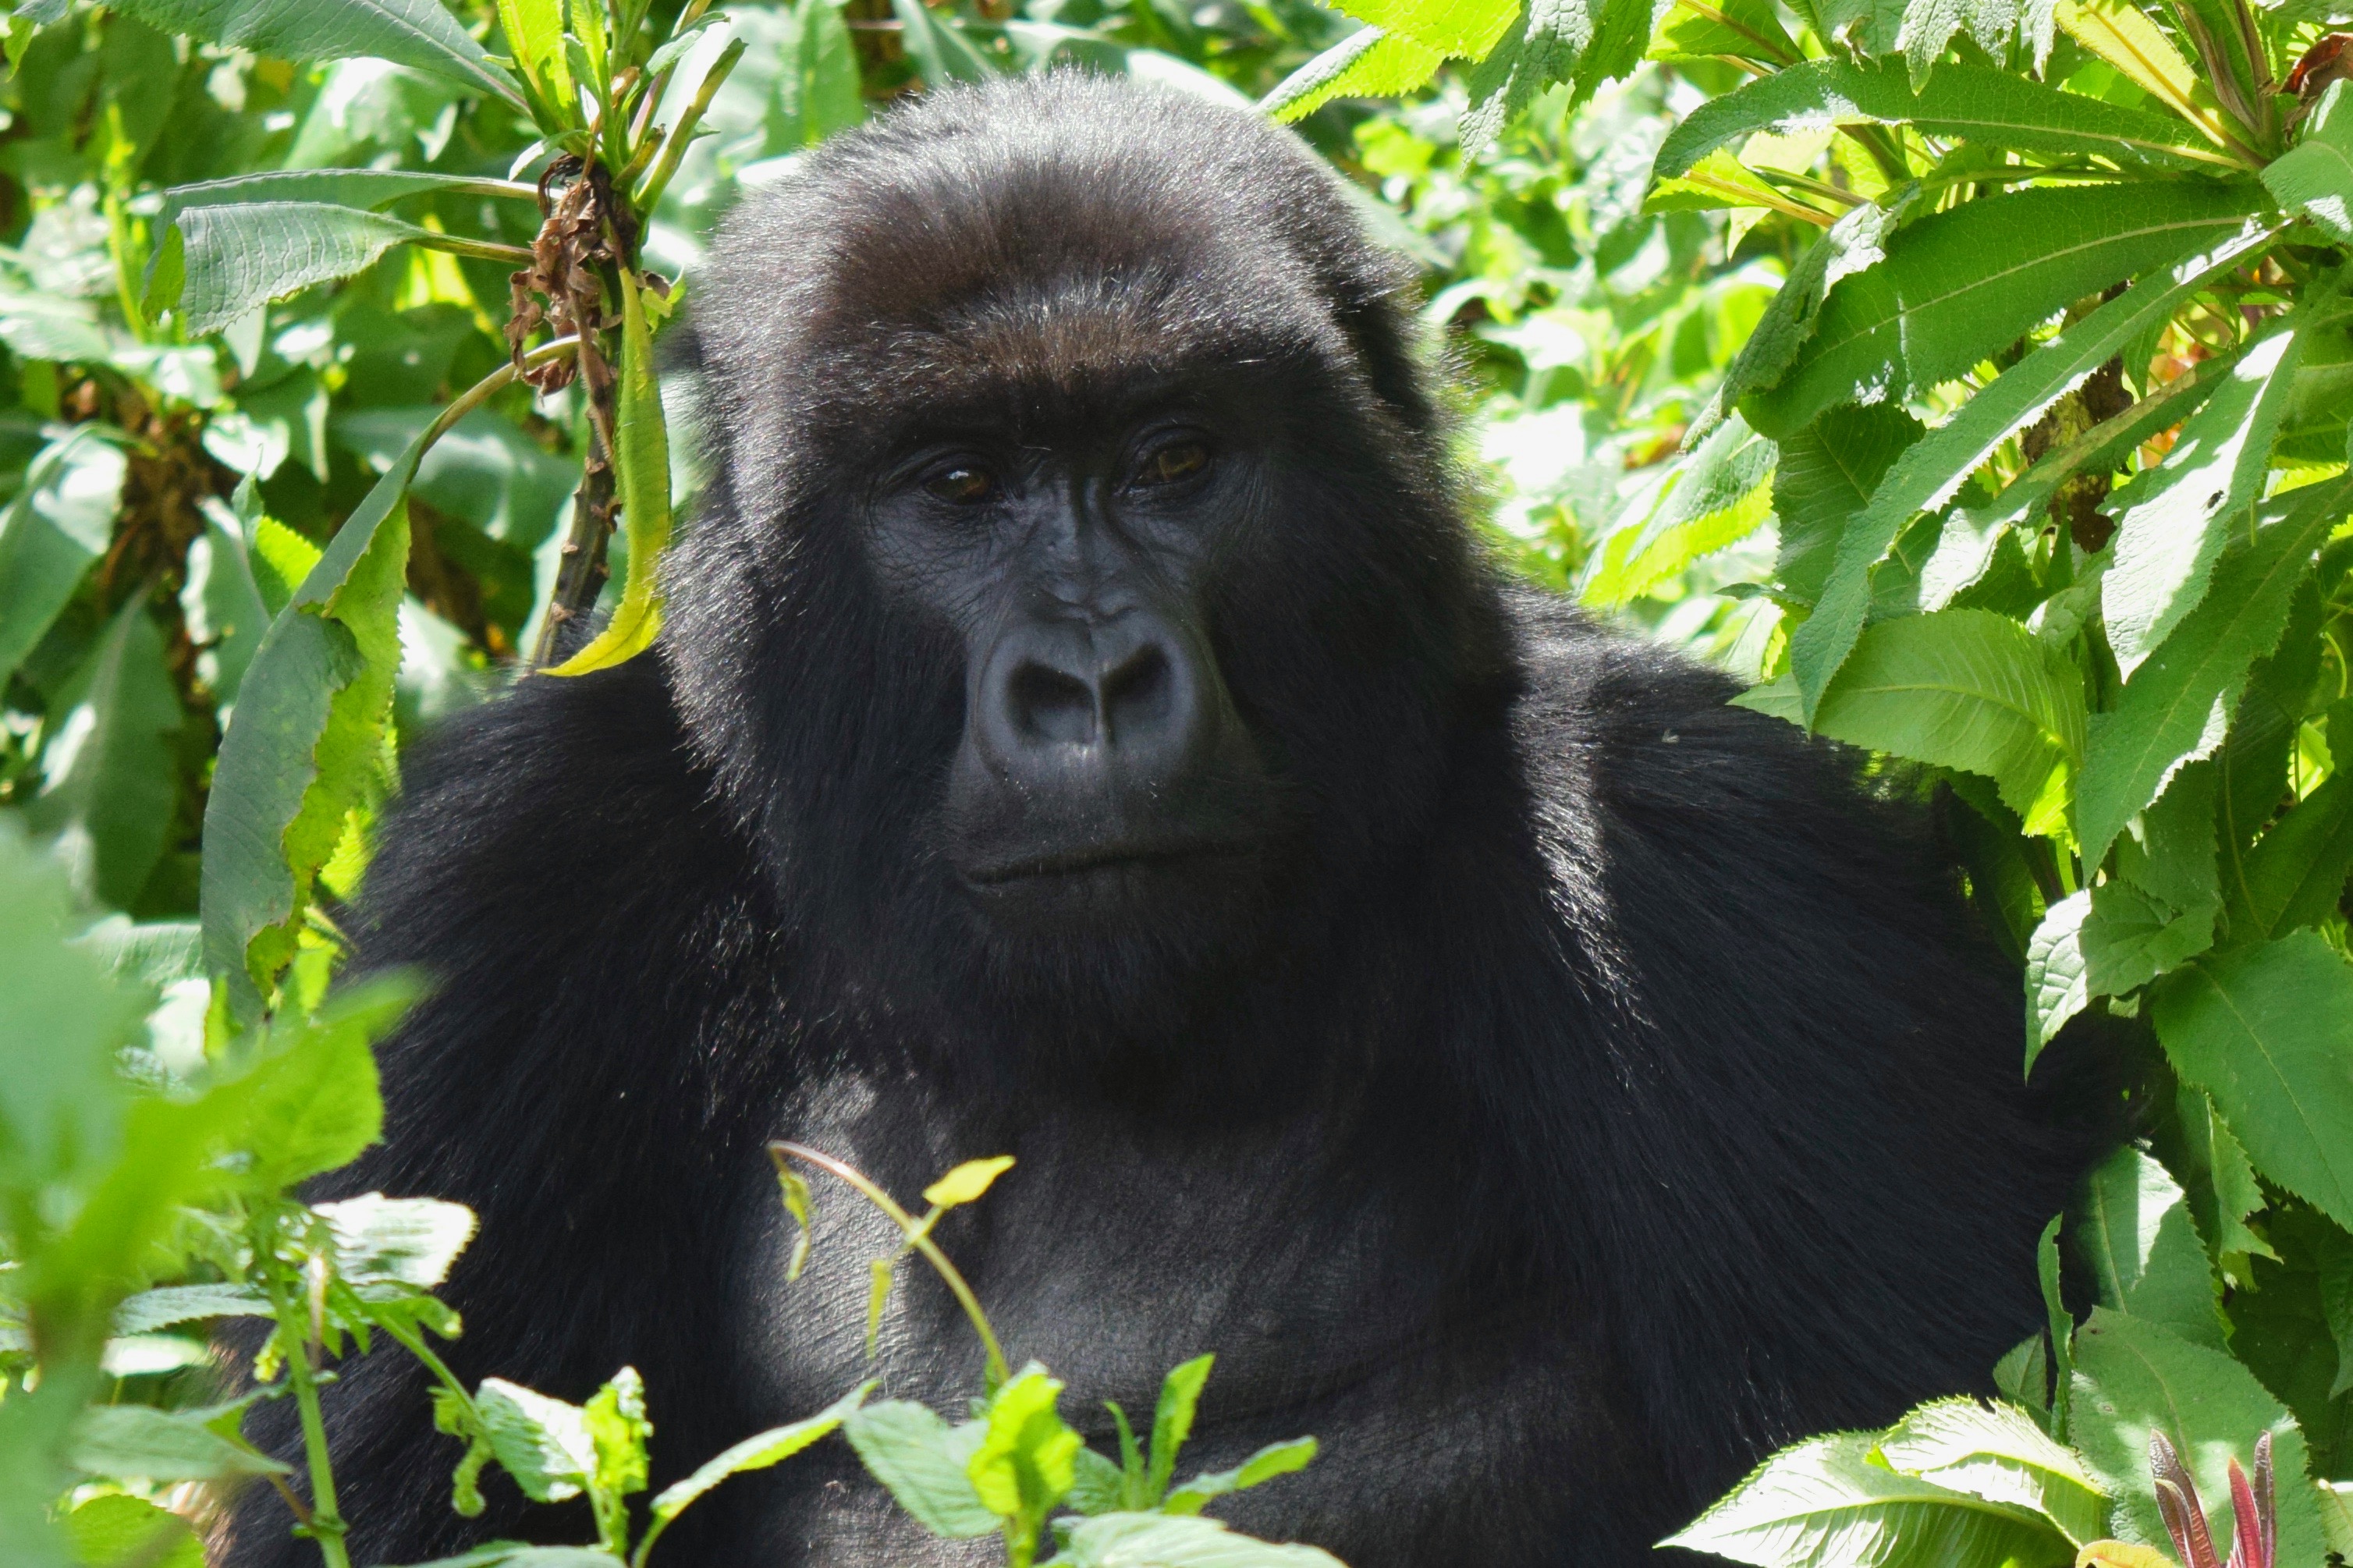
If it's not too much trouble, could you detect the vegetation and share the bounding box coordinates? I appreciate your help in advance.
[2,0,2352,1558]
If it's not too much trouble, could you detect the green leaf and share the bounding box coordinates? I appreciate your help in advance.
[0,429,126,683]
[227,981,403,1190]
[1773,404,1925,605]
[1876,1397,2110,1547]
[2067,1145,2223,1349]
[1460,0,1652,153]
[165,201,512,338]
[183,495,271,711]
[584,1368,650,1549]
[842,1402,999,1538]
[2053,0,2213,140]
[774,0,866,147]
[66,1405,288,1482]
[1657,59,2223,183]
[1785,211,2280,725]
[543,274,672,676]
[112,1282,272,1334]
[1995,1334,2051,1414]
[646,1385,870,1531]
[475,1379,596,1505]
[2156,1083,2275,1272]
[1662,1429,2076,1567]
[1323,0,1519,56]
[1735,609,2083,833]
[2104,314,2310,677]
[1052,1512,1346,1568]
[1162,1438,1318,1516]
[1649,0,1801,63]
[200,405,417,1022]
[65,1493,201,1568]
[105,0,526,110]
[1148,1354,1214,1502]
[2069,1307,2326,1565]
[921,1155,1015,1209]
[2040,1215,2075,1442]
[890,0,996,86]
[494,0,572,126]
[1264,28,1445,122]
[1069,1445,1128,1516]
[2262,79,2353,243]
[1746,183,2271,441]
[2152,931,2353,1233]
[969,1365,1081,1534]
[1692,190,1916,444]
[2077,474,2351,867]
[401,1548,622,1568]
[2113,760,2219,914]
[2229,768,2353,938]
[1584,417,1776,605]
[27,594,183,912]
[2323,1480,2353,1557]
[161,169,536,227]
[316,1193,476,1288]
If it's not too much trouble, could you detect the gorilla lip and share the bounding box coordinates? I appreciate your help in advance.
[958,836,1262,886]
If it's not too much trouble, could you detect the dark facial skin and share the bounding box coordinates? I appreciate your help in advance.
[864,403,1277,936]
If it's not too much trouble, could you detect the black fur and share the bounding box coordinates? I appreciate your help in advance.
[225,75,2096,1568]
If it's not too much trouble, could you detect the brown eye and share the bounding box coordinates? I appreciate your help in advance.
[926,464,996,505]
[1137,441,1209,487]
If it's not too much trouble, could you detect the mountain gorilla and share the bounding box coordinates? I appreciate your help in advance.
[230,73,2097,1568]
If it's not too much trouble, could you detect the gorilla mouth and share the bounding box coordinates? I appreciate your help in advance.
[959,837,1262,887]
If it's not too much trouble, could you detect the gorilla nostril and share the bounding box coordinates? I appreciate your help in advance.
[1008,662,1096,745]
[1102,644,1174,742]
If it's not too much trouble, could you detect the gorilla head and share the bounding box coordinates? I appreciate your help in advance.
[670,76,1509,1047]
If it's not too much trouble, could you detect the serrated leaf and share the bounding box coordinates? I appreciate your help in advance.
[1585,417,1775,605]
[921,1155,1015,1209]
[67,1405,288,1482]
[106,0,525,109]
[0,429,126,683]
[1784,211,2280,725]
[1893,0,2054,86]
[2023,882,2217,1069]
[2113,761,2219,914]
[2053,0,2215,142]
[169,202,467,338]
[1656,59,2223,183]
[543,275,672,677]
[2151,931,2353,1233]
[1264,28,1445,121]
[1877,1397,2110,1547]
[2262,79,2353,243]
[2104,320,2309,677]
[970,1365,1081,1530]
[2068,1145,2223,1349]
[28,594,183,911]
[1736,608,2083,832]
[2078,474,2351,867]
[495,0,572,125]
[842,1402,999,1538]
[161,169,535,228]
[2230,768,2353,938]
[647,1384,869,1531]
[226,984,403,1190]
[201,404,419,1023]
[112,1282,272,1334]
[1053,1512,1347,1568]
[1323,0,1519,57]
[1662,1429,2075,1567]
[1460,0,1652,152]
[1745,183,2270,442]
[2069,1308,2326,1564]
[475,1380,595,1505]
[2160,1084,2274,1272]
[1773,405,1925,605]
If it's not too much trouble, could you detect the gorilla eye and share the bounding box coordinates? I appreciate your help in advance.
[925,463,997,506]
[1136,441,1210,488]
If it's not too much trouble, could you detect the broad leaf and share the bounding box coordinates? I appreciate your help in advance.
[2053,0,2215,142]
[112,1282,272,1334]
[2103,314,2309,677]
[842,1402,999,1538]
[1656,59,2223,181]
[226,983,406,1190]
[2023,882,2216,1068]
[2069,1307,2325,1564]
[1773,404,1925,605]
[0,430,126,683]
[2229,769,2353,938]
[2151,931,2353,1233]
[1876,1397,2110,1546]
[2262,79,2353,243]
[106,0,526,110]
[1784,212,2280,724]
[183,496,271,711]
[1587,417,1775,605]
[1736,608,2083,833]
[1661,1429,2074,1567]
[647,1385,870,1531]
[1745,183,2270,440]
[1891,0,2053,85]
[1322,0,1521,58]
[67,1405,288,1482]
[2158,1084,2274,1272]
[495,0,573,126]
[2068,1145,2223,1349]
[475,1380,596,1505]
[890,0,996,86]
[1460,0,1653,152]
[1053,1512,1346,1568]
[1265,29,1445,121]
[163,201,519,338]
[201,403,418,1022]
[542,278,669,676]
[27,594,183,911]
[2077,473,2350,866]
[317,1193,476,1288]
[1148,1354,1215,1501]
[161,169,535,225]
[1163,1438,1318,1516]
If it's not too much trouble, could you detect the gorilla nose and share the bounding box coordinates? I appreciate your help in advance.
[978,613,1207,778]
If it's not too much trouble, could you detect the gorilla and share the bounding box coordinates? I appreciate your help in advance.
[231,73,2098,1568]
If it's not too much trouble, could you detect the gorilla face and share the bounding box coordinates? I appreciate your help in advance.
[862,385,1283,937]
[669,78,1506,1045]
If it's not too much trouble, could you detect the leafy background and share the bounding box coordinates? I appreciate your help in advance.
[4,0,2353,1561]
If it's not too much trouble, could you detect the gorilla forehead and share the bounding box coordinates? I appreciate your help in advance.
[694,74,1415,445]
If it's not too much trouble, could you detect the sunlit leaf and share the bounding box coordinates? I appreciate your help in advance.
[106,0,527,109]
[27,595,183,912]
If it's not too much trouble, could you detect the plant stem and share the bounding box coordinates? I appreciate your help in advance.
[262,1272,351,1568]
[532,318,621,667]
[634,38,747,215]
[771,1142,1013,1389]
